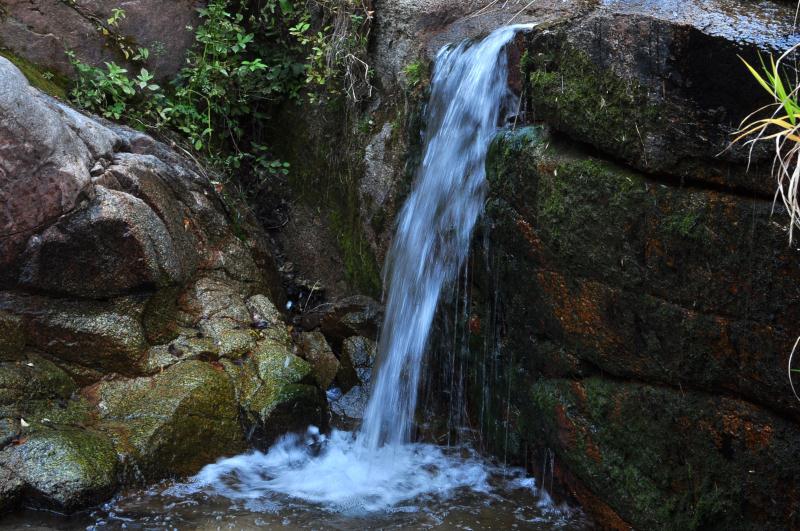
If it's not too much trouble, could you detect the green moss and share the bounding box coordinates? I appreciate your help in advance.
[0,49,68,99]
[526,39,661,166]
[331,208,382,296]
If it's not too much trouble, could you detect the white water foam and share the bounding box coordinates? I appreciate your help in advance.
[169,429,490,514]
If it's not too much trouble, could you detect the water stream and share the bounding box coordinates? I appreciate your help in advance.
[6,25,589,530]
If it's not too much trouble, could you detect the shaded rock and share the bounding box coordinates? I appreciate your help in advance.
[463,107,800,527]
[141,287,182,345]
[0,311,25,361]
[0,354,76,414]
[19,186,183,298]
[297,331,340,390]
[482,127,800,416]
[303,295,382,347]
[0,426,118,512]
[342,336,377,369]
[0,460,23,512]
[89,360,245,479]
[522,3,800,194]
[526,378,800,530]
[0,292,147,377]
[329,385,370,421]
[336,335,376,392]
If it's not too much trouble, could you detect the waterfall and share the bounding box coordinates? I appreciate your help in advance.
[181,24,534,513]
[360,24,526,449]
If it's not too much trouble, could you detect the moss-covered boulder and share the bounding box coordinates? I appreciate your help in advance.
[522,3,798,194]
[0,311,24,361]
[88,360,245,479]
[524,378,800,530]
[461,125,800,528]
[225,335,327,445]
[0,292,148,379]
[0,426,119,512]
[0,354,76,416]
[483,127,800,416]
[297,331,340,390]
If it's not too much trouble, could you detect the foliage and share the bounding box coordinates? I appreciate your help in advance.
[403,60,429,90]
[733,44,800,401]
[66,0,373,192]
[734,46,800,242]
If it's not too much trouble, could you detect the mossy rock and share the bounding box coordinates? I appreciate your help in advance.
[0,49,67,99]
[0,354,76,413]
[297,331,340,389]
[0,311,24,361]
[91,360,245,479]
[521,378,800,530]
[0,426,118,512]
[224,337,326,445]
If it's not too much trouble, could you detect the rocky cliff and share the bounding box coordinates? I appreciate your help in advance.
[0,56,382,513]
[455,2,800,529]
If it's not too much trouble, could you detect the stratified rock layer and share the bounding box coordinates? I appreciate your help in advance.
[0,56,328,513]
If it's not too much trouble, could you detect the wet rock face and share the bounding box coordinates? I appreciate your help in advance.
[522,3,800,195]
[0,58,327,514]
[0,0,202,81]
[465,119,800,526]
[453,2,800,528]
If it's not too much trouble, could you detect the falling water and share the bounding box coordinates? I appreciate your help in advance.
[360,23,526,449]
[164,24,539,514]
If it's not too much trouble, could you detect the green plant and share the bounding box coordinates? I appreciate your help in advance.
[734,46,800,241]
[404,60,428,90]
[733,44,800,402]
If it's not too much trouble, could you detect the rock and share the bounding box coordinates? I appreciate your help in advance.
[329,385,370,422]
[225,338,327,445]
[522,2,800,194]
[0,311,25,361]
[0,354,76,414]
[179,276,257,359]
[0,57,104,277]
[246,294,283,329]
[19,186,184,298]
[342,336,377,369]
[483,127,800,416]
[297,332,340,390]
[0,292,148,377]
[303,295,382,347]
[463,102,800,525]
[89,360,245,479]
[336,335,376,391]
[526,378,800,530]
[0,427,119,512]
[0,0,202,81]
[0,462,23,512]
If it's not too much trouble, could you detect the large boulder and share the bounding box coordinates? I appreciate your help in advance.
[88,360,246,479]
[462,97,800,527]
[0,426,119,512]
[0,56,314,515]
[0,0,203,81]
[522,1,800,194]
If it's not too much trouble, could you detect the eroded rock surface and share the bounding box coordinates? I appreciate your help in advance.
[0,57,328,513]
